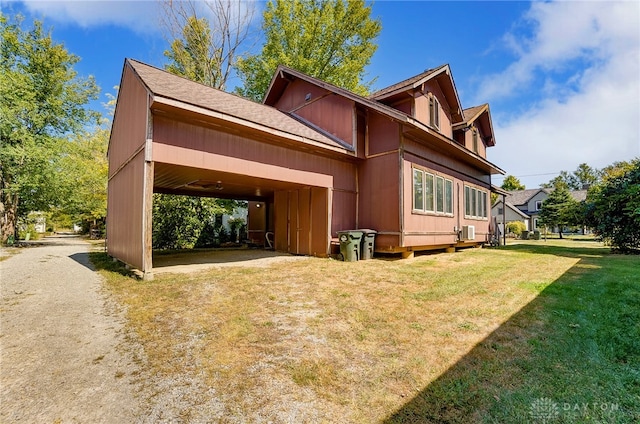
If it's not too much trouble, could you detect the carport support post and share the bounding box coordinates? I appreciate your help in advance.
[142,160,154,281]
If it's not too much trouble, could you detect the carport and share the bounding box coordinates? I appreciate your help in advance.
[107,60,358,279]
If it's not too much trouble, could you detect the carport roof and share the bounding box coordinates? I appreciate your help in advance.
[126,59,353,153]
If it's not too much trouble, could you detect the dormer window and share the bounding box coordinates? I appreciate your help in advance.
[429,95,440,129]
[472,128,479,154]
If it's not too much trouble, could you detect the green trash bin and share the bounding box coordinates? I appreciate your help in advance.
[533,230,541,240]
[521,230,530,240]
[359,229,377,260]
[338,230,363,262]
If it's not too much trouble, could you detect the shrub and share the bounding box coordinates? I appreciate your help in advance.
[506,221,526,236]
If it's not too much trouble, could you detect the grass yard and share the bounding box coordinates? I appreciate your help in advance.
[91,240,640,423]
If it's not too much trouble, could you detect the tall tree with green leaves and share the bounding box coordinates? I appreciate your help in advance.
[0,14,99,243]
[501,175,525,191]
[571,163,599,190]
[236,0,382,101]
[57,127,109,223]
[586,158,640,252]
[538,182,580,239]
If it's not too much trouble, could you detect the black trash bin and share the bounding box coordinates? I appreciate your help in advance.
[359,229,377,260]
[337,230,363,261]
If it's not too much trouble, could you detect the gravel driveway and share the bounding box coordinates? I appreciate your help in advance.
[0,235,143,423]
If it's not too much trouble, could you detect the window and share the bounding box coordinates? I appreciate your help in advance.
[445,179,453,215]
[472,128,479,154]
[429,95,440,129]
[413,169,424,211]
[425,173,434,212]
[535,200,543,211]
[465,186,471,216]
[436,176,444,213]
[412,167,452,215]
[464,185,488,219]
[498,207,504,215]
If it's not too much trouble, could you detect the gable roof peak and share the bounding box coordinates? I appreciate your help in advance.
[369,64,450,100]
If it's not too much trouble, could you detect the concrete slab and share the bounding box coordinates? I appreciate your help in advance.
[152,248,311,275]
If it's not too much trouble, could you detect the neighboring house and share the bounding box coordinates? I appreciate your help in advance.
[492,188,588,231]
[107,59,504,277]
[492,201,530,234]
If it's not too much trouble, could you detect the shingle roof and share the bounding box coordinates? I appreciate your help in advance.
[127,59,351,151]
[462,104,487,123]
[503,188,588,206]
[504,189,549,206]
[370,65,447,99]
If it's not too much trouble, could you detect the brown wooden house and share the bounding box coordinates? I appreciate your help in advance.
[107,59,504,277]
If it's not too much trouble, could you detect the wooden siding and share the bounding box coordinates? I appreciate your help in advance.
[152,116,356,192]
[367,112,400,156]
[272,79,355,147]
[357,152,400,233]
[108,65,149,176]
[414,80,453,139]
[460,122,487,158]
[331,190,357,237]
[273,188,330,255]
[107,150,146,270]
[310,187,330,255]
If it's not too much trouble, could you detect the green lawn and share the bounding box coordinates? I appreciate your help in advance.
[91,240,640,423]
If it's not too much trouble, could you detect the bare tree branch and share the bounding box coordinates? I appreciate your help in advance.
[158,0,256,90]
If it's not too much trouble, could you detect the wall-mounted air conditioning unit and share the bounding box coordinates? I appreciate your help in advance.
[461,225,475,240]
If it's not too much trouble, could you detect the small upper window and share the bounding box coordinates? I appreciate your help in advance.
[472,128,479,154]
[429,95,440,129]
[535,200,543,211]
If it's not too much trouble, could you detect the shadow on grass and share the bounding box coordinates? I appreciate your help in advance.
[384,243,640,423]
[88,251,137,278]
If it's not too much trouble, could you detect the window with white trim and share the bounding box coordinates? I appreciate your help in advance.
[413,167,452,215]
[464,185,488,219]
[535,200,542,211]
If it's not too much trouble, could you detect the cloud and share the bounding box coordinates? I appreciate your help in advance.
[11,0,262,36]
[484,1,640,188]
[12,1,164,34]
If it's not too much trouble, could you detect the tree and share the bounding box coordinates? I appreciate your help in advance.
[542,163,600,190]
[152,194,237,249]
[236,0,382,101]
[0,14,99,243]
[571,163,599,190]
[586,159,640,252]
[160,0,256,90]
[541,171,573,190]
[538,183,579,239]
[57,127,108,224]
[501,175,525,191]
